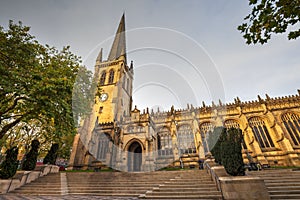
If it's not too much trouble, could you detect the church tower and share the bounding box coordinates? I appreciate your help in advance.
[95,14,133,123]
[69,14,133,169]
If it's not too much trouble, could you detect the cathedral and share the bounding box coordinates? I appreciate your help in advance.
[69,15,300,171]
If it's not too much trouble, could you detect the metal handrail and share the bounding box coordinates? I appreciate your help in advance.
[203,161,223,194]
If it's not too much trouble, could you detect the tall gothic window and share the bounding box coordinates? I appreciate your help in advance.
[224,119,247,149]
[108,69,114,84]
[281,112,300,146]
[200,122,214,154]
[157,128,173,157]
[249,117,275,149]
[97,133,110,160]
[177,125,196,154]
[100,71,106,86]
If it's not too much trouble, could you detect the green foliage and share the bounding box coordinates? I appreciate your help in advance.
[72,66,95,127]
[0,20,93,160]
[209,127,245,176]
[238,0,300,44]
[22,139,40,170]
[0,146,19,179]
[43,143,59,165]
[221,128,245,176]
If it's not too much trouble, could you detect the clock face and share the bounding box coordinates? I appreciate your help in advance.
[100,93,108,102]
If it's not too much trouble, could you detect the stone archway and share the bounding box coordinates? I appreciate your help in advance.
[127,142,142,172]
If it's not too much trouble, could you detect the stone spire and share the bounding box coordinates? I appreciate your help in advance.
[96,48,103,62]
[108,14,127,64]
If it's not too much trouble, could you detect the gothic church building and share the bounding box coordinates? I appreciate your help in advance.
[69,15,300,171]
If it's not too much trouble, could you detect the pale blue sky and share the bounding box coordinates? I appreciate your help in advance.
[1,0,299,111]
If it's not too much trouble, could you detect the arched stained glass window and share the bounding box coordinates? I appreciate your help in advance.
[100,71,106,86]
[97,133,110,160]
[281,113,300,146]
[224,120,247,149]
[200,122,214,154]
[249,117,275,148]
[157,127,173,157]
[177,125,196,154]
[108,69,114,84]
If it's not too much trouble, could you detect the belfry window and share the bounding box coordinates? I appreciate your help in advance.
[100,71,106,86]
[108,69,114,84]
[200,122,214,154]
[97,133,110,160]
[157,128,173,157]
[177,125,196,154]
[224,119,247,149]
[249,117,275,148]
[281,113,300,146]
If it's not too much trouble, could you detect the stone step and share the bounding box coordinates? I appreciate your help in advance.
[268,186,300,190]
[68,189,148,194]
[143,194,222,199]
[158,184,217,188]
[68,181,163,185]
[264,179,300,183]
[270,194,300,199]
[269,190,300,195]
[163,181,214,185]
[153,187,218,191]
[68,187,153,192]
[10,190,61,195]
[146,191,221,195]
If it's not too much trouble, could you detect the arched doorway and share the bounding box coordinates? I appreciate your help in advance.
[127,142,142,171]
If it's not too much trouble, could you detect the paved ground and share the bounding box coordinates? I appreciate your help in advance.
[0,195,139,200]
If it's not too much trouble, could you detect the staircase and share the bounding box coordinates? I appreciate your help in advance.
[247,169,300,199]
[141,170,222,199]
[8,170,222,199]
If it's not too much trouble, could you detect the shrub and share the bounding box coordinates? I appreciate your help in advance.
[43,143,59,165]
[222,128,245,176]
[209,127,245,176]
[22,139,40,170]
[0,146,19,179]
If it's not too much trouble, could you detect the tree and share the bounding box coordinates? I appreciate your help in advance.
[209,127,245,176]
[22,139,40,170]
[0,146,19,179]
[0,20,78,139]
[221,128,245,176]
[43,143,59,165]
[238,0,300,44]
[0,21,93,156]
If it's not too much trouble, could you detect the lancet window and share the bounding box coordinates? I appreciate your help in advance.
[200,122,214,154]
[100,71,106,86]
[177,125,196,154]
[108,69,114,84]
[249,117,275,148]
[281,112,300,146]
[157,127,173,157]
